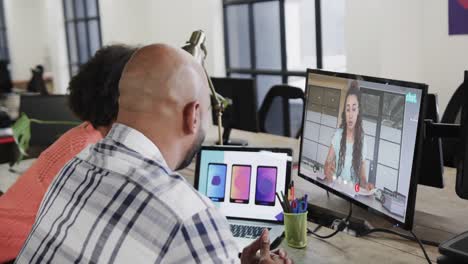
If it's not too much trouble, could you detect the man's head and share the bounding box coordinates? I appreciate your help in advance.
[68,44,136,130]
[117,44,211,171]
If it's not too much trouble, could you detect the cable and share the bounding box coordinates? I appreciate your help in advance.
[359,228,433,264]
[311,224,323,233]
[307,202,352,239]
[305,201,432,263]
[410,230,432,264]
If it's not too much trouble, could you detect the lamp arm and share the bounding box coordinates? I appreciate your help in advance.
[182,30,230,145]
[203,67,224,145]
[204,68,221,106]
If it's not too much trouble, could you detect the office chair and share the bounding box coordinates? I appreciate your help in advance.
[258,85,305,138]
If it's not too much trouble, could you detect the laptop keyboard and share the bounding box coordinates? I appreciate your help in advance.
[230,224,271,239]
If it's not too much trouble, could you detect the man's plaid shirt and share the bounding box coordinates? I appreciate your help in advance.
[16,123,239,263]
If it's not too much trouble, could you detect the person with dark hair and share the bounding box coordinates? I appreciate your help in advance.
[0,44,136,263]
[324,80,374,191]
[68,45,133,128]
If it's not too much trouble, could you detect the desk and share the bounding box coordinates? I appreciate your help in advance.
[2,126,468,263]
[181,127,468,263]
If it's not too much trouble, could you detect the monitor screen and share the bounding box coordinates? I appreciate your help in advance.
[298,69,426,228]
[195,147,291,222]
[19,95,80,147]
[210,77,258,132]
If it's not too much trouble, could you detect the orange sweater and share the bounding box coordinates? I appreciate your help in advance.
[0,122,102,263]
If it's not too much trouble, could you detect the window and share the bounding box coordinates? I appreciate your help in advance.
[302,85,341,167]
[361,88,405,192]
[223,0,346,108]
[63,0,102,77]
[0,0,9,63]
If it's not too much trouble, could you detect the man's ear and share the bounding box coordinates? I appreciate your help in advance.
[182,101,200,135]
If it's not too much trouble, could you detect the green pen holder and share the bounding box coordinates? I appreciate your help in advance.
[283,212,308,248]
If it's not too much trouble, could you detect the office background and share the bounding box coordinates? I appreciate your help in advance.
[1,0,468,113]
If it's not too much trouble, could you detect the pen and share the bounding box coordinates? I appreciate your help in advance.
[291,199,298,213]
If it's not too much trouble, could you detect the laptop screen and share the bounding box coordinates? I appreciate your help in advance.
[195,147,292,222]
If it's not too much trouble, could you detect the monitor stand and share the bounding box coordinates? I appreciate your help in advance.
[216,124,248,146]
[306,202,370,236]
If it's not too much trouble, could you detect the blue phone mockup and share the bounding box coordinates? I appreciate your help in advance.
[206,163,227,202]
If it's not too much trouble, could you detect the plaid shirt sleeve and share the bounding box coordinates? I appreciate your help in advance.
[161,207,240,264]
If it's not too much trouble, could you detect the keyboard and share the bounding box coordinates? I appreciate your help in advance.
[230,224,271,239]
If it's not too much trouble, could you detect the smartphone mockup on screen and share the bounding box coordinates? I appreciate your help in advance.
[206,163,228,202]
[230,165,252,204]
[255,166,278,206]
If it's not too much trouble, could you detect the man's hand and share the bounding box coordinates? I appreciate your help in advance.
[240,229,293,264]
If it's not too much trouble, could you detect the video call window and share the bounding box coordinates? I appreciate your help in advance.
[300,71,424,224]
[303,84,408,193]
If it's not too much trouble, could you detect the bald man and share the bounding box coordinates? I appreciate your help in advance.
[16,44,291,264]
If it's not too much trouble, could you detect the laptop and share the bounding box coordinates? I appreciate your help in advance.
[195,146,292,251]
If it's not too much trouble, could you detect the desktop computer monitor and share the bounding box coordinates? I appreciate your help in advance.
[430,71,468,198]
[431,71,468,262]
[455,72,468,199]
[19,94,80,154]
[298,69,427,230]
[210,77,258,145]
[440,71,468,169]
[419,94,444,188]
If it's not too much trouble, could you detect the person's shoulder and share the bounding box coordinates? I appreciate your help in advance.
[335,127,343,134]
[69,122,103,147]
[155,175,216,222]
[41,122,102,156]
[332,128,343,142]
[34,123,99,173]
[92,163,216,224]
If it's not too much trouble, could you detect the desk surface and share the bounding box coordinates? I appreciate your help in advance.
[2,126,468,263]
[181,127,468,263]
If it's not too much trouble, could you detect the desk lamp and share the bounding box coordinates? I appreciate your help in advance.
[182,30,230,145]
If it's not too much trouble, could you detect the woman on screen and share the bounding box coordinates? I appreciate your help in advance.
[324,81,374,190]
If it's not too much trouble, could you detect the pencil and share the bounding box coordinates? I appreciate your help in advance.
[281,191,291,213]
[276,192,286,212]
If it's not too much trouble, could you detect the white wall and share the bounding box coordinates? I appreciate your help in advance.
[150,0,226,76]
[99,0,153,46]
[42,0,69,94]
[4,0,225,93]
[421,0,468,113]
[346,0,468,111]
[99,0,226,76]
[5,1,467,102]
[4,0,48,81]
[4,0,69,93]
